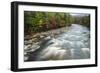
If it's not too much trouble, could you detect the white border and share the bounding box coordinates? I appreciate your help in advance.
[18,5,96,68]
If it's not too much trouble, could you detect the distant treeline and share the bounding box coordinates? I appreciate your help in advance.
[24,11,90,35]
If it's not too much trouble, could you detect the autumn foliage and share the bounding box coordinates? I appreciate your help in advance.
[24,11,90,35]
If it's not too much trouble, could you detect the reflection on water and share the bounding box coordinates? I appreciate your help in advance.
[27,24,90,61]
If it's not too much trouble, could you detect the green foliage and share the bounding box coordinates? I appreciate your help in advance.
[24,11,90,34]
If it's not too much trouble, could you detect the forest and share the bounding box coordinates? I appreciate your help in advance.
[24,11,90,35]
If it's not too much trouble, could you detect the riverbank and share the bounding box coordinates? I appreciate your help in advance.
[24,26,69,61]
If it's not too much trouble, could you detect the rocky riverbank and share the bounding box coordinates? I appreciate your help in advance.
[24,26,69,61]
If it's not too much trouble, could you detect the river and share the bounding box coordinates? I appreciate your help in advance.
[26,24,90,61]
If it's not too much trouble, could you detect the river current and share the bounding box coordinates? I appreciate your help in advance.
[26,24,90,61]
[33,24,90,61]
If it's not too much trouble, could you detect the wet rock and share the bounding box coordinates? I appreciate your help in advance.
[24,45,31,50]
[30,44,40,51]
[24,40,33,45]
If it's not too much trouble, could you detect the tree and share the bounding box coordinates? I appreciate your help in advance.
[24,11,90,35]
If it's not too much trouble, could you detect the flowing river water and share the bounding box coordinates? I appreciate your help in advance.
[25,24,90,61]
